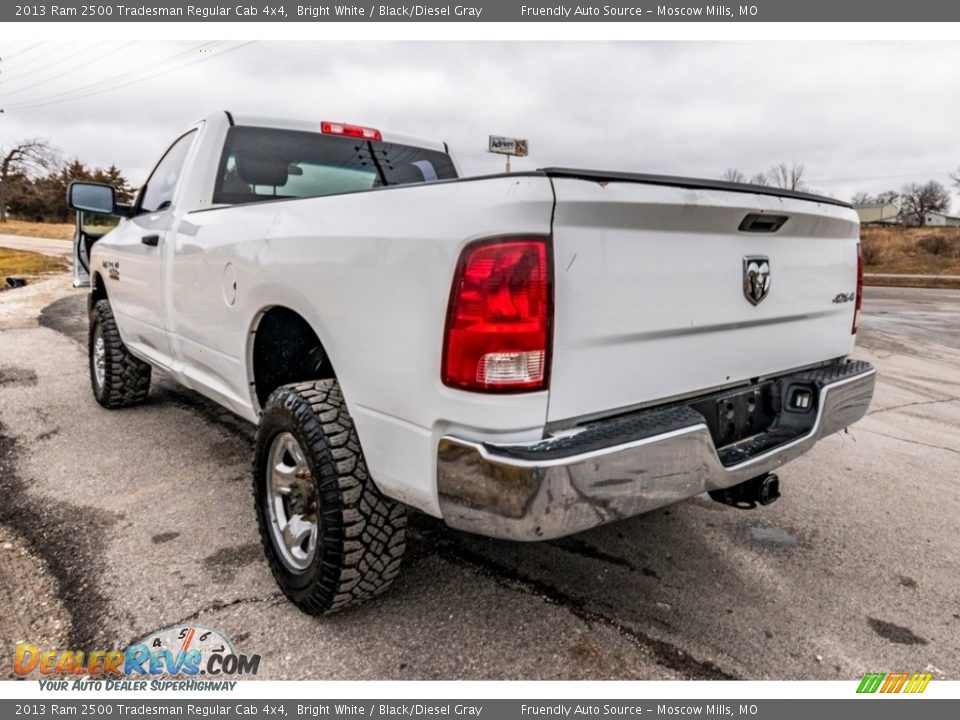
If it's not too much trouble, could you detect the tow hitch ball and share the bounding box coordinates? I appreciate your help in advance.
[709,473,781,509]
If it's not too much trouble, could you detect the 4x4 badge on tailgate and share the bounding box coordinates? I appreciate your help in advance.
[743,256,771,305]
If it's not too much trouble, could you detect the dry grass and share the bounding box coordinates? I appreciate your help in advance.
[0,248,69,287]
[0,219,74,241]
[860,226,960,276]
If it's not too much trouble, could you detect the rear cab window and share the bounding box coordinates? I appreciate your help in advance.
[212,126,458,205]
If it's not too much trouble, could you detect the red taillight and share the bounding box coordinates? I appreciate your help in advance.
[442,238,552,393]
[321,121,382,142]
[853,242,863,334]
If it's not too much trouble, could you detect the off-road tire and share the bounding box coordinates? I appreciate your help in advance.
[253,379,407,615]
[89,299,152,408]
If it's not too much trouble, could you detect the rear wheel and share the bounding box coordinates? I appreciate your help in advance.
[253,379,407,615]
[89,299,152,408]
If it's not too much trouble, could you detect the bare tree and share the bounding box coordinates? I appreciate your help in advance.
[851,192,873,206]
[951,167,960,194]
[766,163,807,191]
[0,138,60,222]
[899,181,950,226]
[722,168,745,183]
[748,172,770,187]
[876,190,899,205]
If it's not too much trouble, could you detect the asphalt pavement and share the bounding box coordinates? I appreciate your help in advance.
[1,277,958,681]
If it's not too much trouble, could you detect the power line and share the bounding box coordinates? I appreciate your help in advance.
[0,42,44,61]
[0,43,105,84]
[0,41,200,102]
[0,42,139,99]
[1,41,85,76]
[1,41,232,111]
[3,42,256,113]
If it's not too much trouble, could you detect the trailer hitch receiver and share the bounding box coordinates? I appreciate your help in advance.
[709,473,781,509]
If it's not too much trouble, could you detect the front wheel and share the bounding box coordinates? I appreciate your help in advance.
[253,379,407,615]
[89,299,152,408]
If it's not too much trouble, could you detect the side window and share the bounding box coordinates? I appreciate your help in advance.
[80,211,120,238]
[139,130,197,214]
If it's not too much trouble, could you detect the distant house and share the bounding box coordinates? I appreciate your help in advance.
[853,201,900,225]
[918,211,960,227]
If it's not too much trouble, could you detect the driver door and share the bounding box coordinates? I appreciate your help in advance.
[73,211,120,288]
[101,129,198,368]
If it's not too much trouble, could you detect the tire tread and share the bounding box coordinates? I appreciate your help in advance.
[253,379,407,615]
[89,299,151,408]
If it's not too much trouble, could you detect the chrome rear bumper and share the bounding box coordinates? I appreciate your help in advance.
[437,361,875,540]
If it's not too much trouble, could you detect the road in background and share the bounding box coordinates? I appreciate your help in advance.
[1,279,958,680]
[0,234,72,258]
[859,286,960,350]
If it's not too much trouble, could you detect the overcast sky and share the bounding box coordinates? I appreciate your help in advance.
[1,41,958,209]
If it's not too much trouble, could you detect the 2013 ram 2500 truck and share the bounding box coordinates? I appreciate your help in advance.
[69,112,875,614]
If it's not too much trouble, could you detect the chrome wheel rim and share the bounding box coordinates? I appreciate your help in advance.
[93,329,106,389]
[266,432,319,572]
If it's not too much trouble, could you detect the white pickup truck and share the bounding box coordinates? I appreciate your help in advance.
[69,111,875,614]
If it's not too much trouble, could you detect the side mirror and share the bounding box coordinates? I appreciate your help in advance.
[67,182,117,216]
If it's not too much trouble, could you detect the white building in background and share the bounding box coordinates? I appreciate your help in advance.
[853,201,900,225]
[919,211,960,227]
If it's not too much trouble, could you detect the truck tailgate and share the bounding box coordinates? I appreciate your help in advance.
[546,173,860,424]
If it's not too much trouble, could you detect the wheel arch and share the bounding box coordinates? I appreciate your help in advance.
[88,271,109,314]
[247,305,336,413]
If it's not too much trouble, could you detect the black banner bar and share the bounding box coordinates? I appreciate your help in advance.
[3,0,960,22]
[1,700,959,720]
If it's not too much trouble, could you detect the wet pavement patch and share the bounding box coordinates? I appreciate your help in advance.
[38,295,88,346]
[0,367,38,387]
[748,526,798,545]
[552,537,635,570]
[152,531,181,545]
[552,536,660,579]
[0,422,119,650]
[867,617,928,645]
[203,543,263,583]
[408,519,735,680]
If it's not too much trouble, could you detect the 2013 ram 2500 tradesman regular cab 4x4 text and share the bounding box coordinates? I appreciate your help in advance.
[68,112,875,614]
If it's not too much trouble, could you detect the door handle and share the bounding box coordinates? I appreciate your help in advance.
[141,234,160,247]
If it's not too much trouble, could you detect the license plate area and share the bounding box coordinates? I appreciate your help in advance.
[689,382,779,449]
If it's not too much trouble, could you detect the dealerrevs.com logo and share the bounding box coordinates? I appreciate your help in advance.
[14,625,260,691]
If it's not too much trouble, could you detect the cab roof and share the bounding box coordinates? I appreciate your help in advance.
[224,111,448,154]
